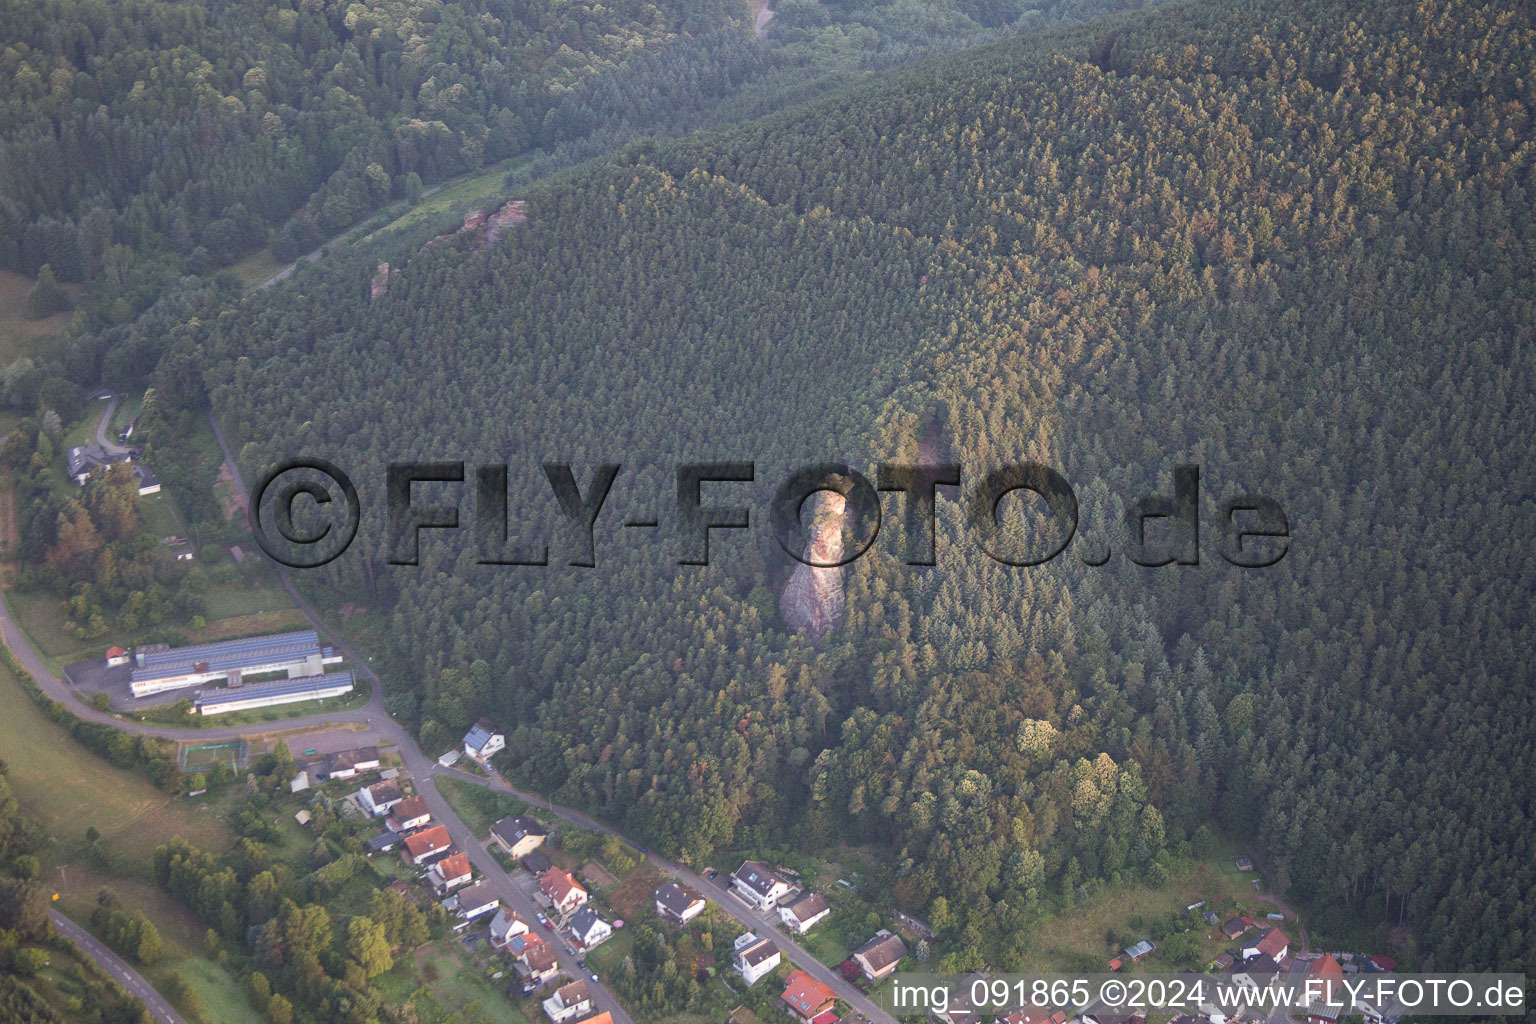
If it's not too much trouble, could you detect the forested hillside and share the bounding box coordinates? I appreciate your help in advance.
[150,0,1533,977]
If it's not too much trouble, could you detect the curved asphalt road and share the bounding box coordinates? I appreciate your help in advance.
[50,910,187,1024]
[0,409,897,1024]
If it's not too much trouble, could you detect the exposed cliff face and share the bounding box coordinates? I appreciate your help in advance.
[779,490,847,641]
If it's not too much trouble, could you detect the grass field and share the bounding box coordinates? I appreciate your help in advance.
[0,268,79,364]
[0,656,254,1020]
[373,935,534,1024]
[1023,843,1291,974]
[358,158,524,246]
[435,775,533,838]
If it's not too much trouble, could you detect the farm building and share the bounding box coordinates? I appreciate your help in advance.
[193,671,354,715]
[129,629,343,697]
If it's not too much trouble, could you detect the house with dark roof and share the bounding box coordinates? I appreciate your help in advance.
[1233,955,1282,991]
[521,849,552,874]
[567,905,612,949]
[778,890,831,934]
[654,881,706,925]
[462,718,505,760]
[452,880,500,920]
[731,860,794,910]
[323,745,380,780]
[490,815,548,858]
[66,444,115,485]
[366,830,402,853]
[851,929,908,981]
[732,932,781,986]
[1221,916,1251,939]
[359,779,403,816]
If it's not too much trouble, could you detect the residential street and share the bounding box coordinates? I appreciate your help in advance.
[0,409,899,1024]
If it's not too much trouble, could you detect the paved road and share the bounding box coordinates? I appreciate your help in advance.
[2,408,896,1024]
[50,910,188,1024]
[93,394,131,456]
[443,769,899,1024]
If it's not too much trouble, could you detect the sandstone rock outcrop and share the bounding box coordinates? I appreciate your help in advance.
[779,490,848,641]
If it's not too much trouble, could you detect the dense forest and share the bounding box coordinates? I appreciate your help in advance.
[0,0,1148,399]
[16,0,1536,983]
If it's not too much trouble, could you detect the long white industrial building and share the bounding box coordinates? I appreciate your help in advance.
[129,629,343,697]
[194,671,355,715]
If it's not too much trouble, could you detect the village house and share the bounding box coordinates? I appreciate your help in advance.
[732,932,781,986]
[427,851,473,893]
[539,867,588,915]
[519,944,560,984]
[358,779,403,816]
[491,815,549,858]
[1304,954,1346,1024]
[453,880,500,921]
[1242,927,1290,962]
[780,970,836,1023]
[731,860,794,910]
[1232,955,1282,992]
[522,849,553,874]
[105,646,130,667]
[463,718,505,760]
[401,825,452,866]
[851,929,908,982]
[778,890,831,934]
[654,881,707,925]
[323,745,380,780]
[567,906,612,949]
[387,795,432,833]
[1221,917,1251,940]
[488,906,531,949]
[542,979,593,1023]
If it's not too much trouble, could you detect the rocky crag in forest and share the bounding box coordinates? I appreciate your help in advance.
[129,0,1536,980]
[779,490,849,641]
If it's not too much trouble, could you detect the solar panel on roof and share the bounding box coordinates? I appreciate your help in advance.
[195,671,353,706]
[133,631,324,682]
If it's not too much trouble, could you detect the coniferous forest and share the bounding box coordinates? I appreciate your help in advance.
[5,0,1534,983]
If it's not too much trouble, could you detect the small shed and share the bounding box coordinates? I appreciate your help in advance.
[294,810,312,827]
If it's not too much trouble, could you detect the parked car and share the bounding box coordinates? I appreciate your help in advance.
[537,912,551,929]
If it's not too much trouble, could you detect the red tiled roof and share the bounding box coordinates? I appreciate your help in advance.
[541,867,584,902]
[781,970,836,1017]
[106,646,125,657]
[402,825,450,859]
[1257,928,1290,958]
[432,851,471,880]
